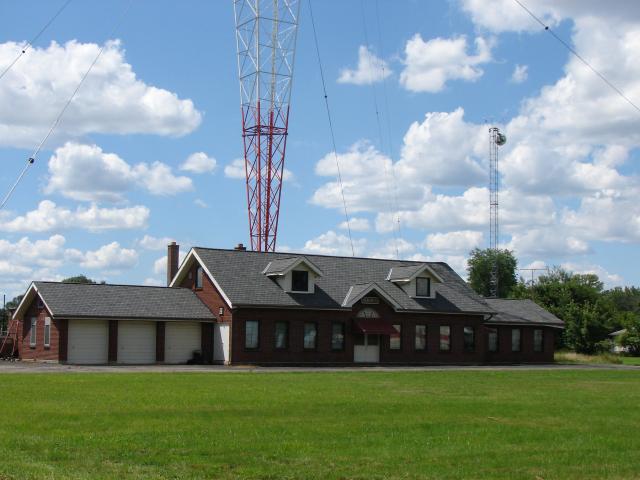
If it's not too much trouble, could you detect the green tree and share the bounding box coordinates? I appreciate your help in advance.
[1,294,24,333]
[618,315,640,356]
[467,248,518,298]
[518,268,612,353]
[62,275,96,284]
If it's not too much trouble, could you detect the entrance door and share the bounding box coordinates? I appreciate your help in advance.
[354,333,380,363]
[213,323,230,364]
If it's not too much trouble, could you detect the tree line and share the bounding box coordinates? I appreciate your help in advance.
[468,248,640,355]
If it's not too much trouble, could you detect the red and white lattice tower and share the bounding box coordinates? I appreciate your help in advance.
[234,0,300,251]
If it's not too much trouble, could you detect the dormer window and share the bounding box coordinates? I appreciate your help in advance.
[263,257,322,294]
[386,263,443,299]
[291,270,309,292]
[416,277,431,297]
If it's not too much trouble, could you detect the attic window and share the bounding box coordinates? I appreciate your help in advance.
[291,270,309,292]
[416,277,431,297]
[195,267,203,289]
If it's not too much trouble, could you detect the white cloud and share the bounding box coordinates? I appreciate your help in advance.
[45,142,192,201]
[397,108,486,186]
[139,235,174,251]
[301,230,367,256]
[224,157,295,182]
[561,262,624,288]
[425,230,483,255]
[70,242,138,270]
[340,217,370,232]
[224,158,245,179]
[507,229,590,257]
[511,64,528,83]
[0,39,201,148]
[153,250,187,278]
[399,34,492,93]
[133,161,193,196]
[0,200,149,233]
[180,152,217,174]
[460,0,640,34]
[338,45,392,85]
[368,238,416,259]
[0,235,139,297]
[194,199,208,208]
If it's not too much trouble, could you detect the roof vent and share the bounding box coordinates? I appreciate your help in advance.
[234,243,247,251]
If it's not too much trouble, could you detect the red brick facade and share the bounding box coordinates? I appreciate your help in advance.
[229,298,556,365]
[19,299,65,362]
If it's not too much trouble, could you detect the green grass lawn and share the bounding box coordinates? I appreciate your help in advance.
[1,371,639,479]
[621,356,640,366]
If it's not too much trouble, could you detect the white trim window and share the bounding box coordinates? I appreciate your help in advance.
[439,325,451,352]
[245,320,259,349]
[195,267,204,289]
[44,317,51,348]
[303,322,317,350]
[29,317,37,347]
[390,324,401,350]
[415,325,427,351]
[512,328,521,352]
[488,328,499,353]
[291,270,309,292]
[534,329,544,353]
[416,277,431,297]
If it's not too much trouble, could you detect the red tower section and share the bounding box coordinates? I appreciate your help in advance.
[234,0,300,251]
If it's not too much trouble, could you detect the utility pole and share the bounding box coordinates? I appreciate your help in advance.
[489,127,506,298]
[519,268,549,299]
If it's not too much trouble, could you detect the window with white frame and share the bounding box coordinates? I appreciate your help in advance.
[439,325,451,352]
[415,325,427,350]
[488,328,498,352]
[534,329,544,352]
[195,267,204,289]
[245,320,259,349]
[416,277,431,297]
[512,328,521,352]
[390,324,401,350]
[464,326,475,352]
[274,322,288,349]
[291,270,309,292]
[303,322,317,349]
[44,317,51,348]
[29,317,37,347]
[331,322,344,350]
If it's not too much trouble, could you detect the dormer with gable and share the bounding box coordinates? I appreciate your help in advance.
[262,256,323,294]
[386,263,444,299]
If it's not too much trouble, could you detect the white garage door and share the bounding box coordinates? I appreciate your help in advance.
[165,322,201,364]
[214,323,230,364]
[118,321,156,364]
[68,320,109,364]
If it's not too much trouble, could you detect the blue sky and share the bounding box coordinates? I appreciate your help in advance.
[1,0,639,297]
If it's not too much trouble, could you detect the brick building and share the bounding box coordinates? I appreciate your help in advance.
[10,244,563,365]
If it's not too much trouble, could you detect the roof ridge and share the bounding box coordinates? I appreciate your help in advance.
[193,246,448,265]
[35,281,189,291]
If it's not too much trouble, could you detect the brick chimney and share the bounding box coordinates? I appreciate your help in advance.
[167,242,179,286]
[234,243,247,251]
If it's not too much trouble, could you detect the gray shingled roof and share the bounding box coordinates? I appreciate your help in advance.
[193,248,492,314]
[484,298,564,327]
[386,264,424,281]
[34,282,215,320]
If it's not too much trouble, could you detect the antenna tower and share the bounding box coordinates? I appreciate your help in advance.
[234,0,301,251]
[489,127,506,298]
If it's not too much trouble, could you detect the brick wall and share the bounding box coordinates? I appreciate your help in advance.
[179,262,230,322]
[20,295,62,361]
[230,296,556,365]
